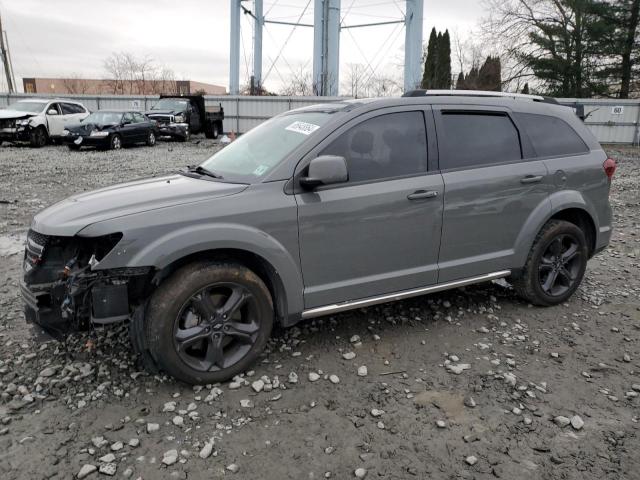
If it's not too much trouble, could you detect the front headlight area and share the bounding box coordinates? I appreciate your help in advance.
[16,118,31,127]
[174,114,185,123]
[22,231,153,328]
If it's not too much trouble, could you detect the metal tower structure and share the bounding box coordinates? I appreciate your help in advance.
[0,11,17,94]
[228,0,423,96]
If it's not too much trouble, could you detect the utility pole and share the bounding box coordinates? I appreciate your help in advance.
[0,11,16,93]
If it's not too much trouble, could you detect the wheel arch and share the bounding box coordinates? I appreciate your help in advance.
[152,247,292,326]
[514,192,599,270]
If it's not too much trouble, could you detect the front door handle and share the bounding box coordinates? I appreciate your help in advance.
[407,190,439,200]
[520,175,543,184]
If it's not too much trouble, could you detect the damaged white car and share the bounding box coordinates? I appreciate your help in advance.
[0,98,90,147]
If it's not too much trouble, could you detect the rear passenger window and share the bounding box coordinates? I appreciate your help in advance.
[320,111,428,183]
[61,103,83,114]
[440,113,522,169]
[515,113,588,157]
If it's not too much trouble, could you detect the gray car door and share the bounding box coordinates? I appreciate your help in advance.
[295,107,444,309]
[434,106,552,282]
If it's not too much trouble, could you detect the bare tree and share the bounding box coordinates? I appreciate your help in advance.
[280,67,316,96]
[62,73,90,94]
[103,52,178,95]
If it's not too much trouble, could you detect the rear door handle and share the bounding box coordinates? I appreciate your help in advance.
[520,175,543,184]
[407,190,439,200]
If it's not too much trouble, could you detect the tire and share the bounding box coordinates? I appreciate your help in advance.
[145,261,274,384]
[178,129,190,142]
[109,134,122,150]
[29,126,48,148]
[205,123,219,139]
[512,220,588,306]
[146,130,156,147]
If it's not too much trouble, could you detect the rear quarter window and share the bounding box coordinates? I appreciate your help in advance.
[515,113,588,157]
[439,112,522,170]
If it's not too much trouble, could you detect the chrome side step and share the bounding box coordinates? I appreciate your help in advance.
[301,270,511,319]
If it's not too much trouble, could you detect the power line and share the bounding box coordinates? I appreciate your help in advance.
[262,0,312,83]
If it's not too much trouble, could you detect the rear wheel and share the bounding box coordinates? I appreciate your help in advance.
[145,262,274,384]
[205,123,219,139]
[29,126,48,148]
[109,134,122,150]
[512,220,588,306]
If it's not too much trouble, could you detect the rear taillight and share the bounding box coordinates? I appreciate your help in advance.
[603,158,616,180]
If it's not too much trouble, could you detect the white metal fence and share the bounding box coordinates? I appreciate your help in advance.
[1,93,639,144]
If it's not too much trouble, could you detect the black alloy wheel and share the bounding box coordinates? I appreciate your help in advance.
[538,233,582,297]
[173,283,260,372]
[144,262,273,384]
[512,220,588,306]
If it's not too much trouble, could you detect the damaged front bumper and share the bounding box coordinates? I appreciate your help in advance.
[156,122,189,139]
[0,125,31,143]
[21,229,152,333]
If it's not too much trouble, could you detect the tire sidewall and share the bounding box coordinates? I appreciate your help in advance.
[146,262,273,384]
[147,131,156,146]
[110,134,121,150]
[528,222,588,305]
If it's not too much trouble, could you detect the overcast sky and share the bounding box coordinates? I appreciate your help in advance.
[0,0,487,93]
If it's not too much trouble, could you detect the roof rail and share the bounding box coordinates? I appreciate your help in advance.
[402,89,556,103]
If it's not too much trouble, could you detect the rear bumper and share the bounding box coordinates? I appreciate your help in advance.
[593,225,612,256]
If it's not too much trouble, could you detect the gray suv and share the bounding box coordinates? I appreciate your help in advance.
[21,92,615,384]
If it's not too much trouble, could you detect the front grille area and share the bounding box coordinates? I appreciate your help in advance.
[28,229,49,247]
[148,114,172,124]
[0,118,16,129]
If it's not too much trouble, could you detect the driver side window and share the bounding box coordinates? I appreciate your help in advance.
[47,103,60,115]
[123,112,134,124]
[319,111,428,183]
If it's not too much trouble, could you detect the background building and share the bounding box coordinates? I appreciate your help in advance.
[22,77,226,95]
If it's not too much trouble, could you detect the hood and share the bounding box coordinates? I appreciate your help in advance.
[146,109,182,116]
[0,109,36,120]
[66,122,116,133]
[31,174,248,236]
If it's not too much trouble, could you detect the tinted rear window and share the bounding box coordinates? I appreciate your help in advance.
[515,113,588,157]
[440,113,522,169]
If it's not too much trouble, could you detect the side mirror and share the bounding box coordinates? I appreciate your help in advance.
[47,109,58,116]
[299,155,348,189]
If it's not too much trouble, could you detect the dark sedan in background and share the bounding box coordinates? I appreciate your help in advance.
[62,110,157,150]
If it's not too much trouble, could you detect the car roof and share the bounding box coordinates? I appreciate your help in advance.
[15,98,84,104]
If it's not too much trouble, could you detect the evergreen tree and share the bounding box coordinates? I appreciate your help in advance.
[421,28,452,89]
[421,28,438,89]
[521,83,530,94]
[438,30,452,89]
[456,71,466,90]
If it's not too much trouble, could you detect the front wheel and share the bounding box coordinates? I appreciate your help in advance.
[29,127,48,148]
[109,134,122,150]
[146,130,156,146]
[145,262,274,384]
[512,220,588,306]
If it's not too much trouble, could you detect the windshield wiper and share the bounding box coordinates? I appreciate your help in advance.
[187,165,224,179]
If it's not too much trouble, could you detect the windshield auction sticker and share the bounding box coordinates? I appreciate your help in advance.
[285,121,320,136]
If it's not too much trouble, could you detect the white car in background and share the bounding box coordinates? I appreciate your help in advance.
[0,98,90,147]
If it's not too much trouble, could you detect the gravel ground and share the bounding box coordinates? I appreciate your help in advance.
[0,139,639,480]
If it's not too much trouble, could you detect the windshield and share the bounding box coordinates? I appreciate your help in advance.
[5,101,47,113]
[152,99,189,111]
[84,111,123,125]
[200,112,332,182]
